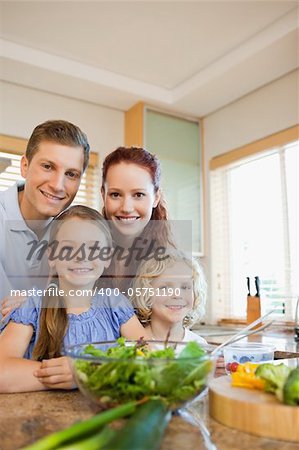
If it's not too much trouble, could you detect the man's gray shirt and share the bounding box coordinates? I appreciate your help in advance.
[0,183,51,304]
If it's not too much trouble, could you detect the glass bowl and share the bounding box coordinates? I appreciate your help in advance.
[65,340,216,409]
[223,342,275,374]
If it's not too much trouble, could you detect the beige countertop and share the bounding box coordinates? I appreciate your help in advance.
[194,324,299,355]
[1,388,298,450]
[1,357,298,450]
[0,328,297,450]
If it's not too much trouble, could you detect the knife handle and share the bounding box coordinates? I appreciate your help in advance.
[247,277,251,296]
[255,276,260,298]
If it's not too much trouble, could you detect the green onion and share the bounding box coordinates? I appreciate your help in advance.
[23,401,137,450]
[59,426,115,450]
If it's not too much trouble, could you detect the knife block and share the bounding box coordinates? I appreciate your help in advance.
[246,295,261,329]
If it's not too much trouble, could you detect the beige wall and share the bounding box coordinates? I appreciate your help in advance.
[0,81,124,161]
[204,70,298,159]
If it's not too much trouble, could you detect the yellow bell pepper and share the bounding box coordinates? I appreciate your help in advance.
[231,362,266,390]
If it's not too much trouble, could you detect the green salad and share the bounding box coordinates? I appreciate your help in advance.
[74,338,212,407]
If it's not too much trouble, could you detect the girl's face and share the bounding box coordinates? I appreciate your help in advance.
[150,261,194,326]
[48,218,110,291]
[101,162,160,238]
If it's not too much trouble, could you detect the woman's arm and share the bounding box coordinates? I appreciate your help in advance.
[0,322,46,393]
[120,314,152,340]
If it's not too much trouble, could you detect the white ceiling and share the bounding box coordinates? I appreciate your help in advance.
[1,1,298,117]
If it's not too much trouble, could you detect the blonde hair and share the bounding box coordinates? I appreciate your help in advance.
[32,205,112,361]
[130,251,207,327]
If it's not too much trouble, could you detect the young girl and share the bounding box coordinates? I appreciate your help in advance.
[130,251,207,345]
[0,206,150,393]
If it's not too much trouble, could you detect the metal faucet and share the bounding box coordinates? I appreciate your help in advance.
[295,296,299,342]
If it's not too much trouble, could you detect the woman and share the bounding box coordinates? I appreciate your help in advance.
[100,146,173,291]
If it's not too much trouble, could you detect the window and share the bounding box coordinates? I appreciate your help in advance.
[0,135,100,209]
[210,127,298,323]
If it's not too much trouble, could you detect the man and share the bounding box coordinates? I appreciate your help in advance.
[0,119,90,318]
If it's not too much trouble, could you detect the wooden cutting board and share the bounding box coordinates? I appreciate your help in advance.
[209,376,299,442]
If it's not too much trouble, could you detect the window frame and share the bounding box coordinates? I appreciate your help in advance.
[209,125,299,325]
[209,125,299,171]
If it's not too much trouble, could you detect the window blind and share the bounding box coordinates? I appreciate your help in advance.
[0,149,100,210]
[210,140,298,323]
[72,162,100,210]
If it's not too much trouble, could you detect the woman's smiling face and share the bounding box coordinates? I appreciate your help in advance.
[102,162,160,238]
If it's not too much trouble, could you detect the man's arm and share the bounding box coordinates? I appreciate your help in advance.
[0,260,12,306]
[0,210,11,303]
[0,260,29,325]
[0,261,16,325]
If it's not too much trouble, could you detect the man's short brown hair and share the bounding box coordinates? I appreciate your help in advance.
[26,120,90,171]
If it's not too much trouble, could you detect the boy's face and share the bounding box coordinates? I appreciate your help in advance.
[20,141,84,221]
[150,261,194,326]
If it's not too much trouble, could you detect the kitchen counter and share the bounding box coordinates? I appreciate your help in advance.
[1,359,298,450]
[193,324,299,356]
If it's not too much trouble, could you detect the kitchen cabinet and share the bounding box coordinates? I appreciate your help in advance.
[125,102,204,255]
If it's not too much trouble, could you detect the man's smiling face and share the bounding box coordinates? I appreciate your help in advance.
[19,141,84,221]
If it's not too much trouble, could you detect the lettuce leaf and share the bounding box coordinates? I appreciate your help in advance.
[74,339,211,407]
